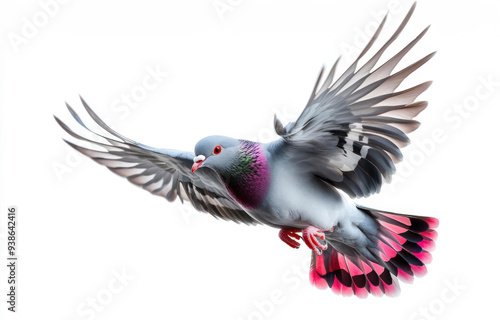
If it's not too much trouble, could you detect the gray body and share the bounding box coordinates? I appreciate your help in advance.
[252,139,354,230]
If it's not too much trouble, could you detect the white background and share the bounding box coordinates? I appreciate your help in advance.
[1,0,499,319]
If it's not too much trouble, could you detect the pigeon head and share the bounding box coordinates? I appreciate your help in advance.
[192,136,271,209]
[191,135,240,174]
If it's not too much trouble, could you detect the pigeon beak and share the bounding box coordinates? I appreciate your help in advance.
[191,155,206,172]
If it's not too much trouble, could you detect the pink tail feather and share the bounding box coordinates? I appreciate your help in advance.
[310,207,438,297]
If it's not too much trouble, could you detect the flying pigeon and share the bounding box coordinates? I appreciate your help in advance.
[56,2,438,297]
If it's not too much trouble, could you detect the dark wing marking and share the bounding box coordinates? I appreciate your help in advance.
[55,97,258,225]
[275,3,433,198]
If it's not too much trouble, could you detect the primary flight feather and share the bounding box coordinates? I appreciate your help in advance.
[56,2,438,297]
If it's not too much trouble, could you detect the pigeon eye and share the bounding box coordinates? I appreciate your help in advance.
[213,145,222,155]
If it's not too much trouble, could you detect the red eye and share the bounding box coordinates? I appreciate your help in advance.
[213,145,222,155]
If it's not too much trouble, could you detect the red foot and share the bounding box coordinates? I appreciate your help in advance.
[303,226,331,255]
[279,228,302,249]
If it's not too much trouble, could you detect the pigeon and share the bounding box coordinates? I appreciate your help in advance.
[55,2,438,297]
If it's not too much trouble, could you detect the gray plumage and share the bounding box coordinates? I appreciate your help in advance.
[274,3,434,198]
[56,2,438,297]
[55,100,257,225]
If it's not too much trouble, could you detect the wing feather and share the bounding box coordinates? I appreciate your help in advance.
[56,99,258,225]
[276,3,432,198]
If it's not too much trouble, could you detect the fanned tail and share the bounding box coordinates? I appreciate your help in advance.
[310,206,438,297]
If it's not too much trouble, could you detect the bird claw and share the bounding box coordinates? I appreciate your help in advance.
[279,228,302,249]
[279,226,332,255]
[303,226,330,255]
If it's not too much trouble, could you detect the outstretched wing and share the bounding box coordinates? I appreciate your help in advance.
[55,97,258,225]
[275,3,433,198]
